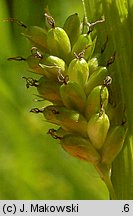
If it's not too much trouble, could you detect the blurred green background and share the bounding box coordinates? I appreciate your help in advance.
[0,0,109,199]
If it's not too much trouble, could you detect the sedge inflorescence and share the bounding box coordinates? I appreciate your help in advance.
[8,13,127,170]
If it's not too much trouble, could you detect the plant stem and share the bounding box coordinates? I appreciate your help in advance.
[95,163,117,200]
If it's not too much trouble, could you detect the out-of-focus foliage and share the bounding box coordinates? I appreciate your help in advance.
[0,0,109,199]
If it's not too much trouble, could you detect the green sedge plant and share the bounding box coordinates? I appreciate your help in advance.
[7,0,133,200]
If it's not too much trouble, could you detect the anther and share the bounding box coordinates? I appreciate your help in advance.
[7,56,26,61]
[30,108,44,113]
[31,47,43,59]
[106,52,116,68]
[22,77,39,88]
[3,18,27,28]
[44,13,55,28]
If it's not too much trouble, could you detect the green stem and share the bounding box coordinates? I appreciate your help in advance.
[95,163,117,200]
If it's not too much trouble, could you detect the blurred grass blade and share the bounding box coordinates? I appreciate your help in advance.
[83,0,133,199]
[112,134,133,199]
[0,0,14,55]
